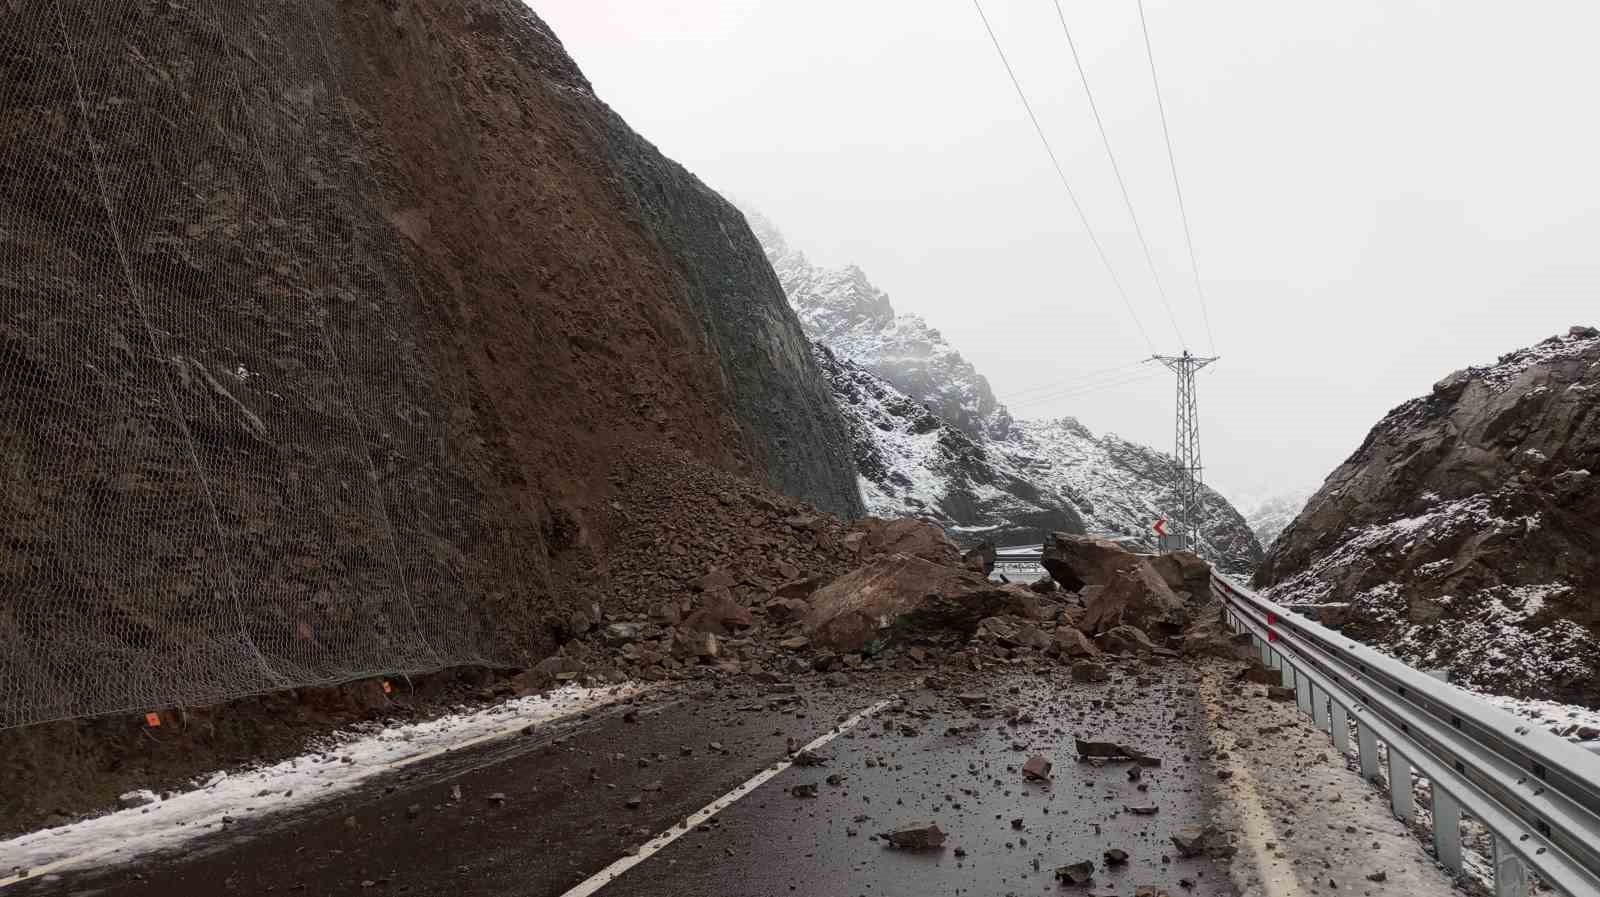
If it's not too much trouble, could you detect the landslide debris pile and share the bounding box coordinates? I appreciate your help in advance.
[1257,326,1600,706]
[0,0,859,728]
[543,487,1242,686]
[747,210,1262,569]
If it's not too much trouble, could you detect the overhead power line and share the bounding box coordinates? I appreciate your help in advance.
[1003,357,1150,399]
[1137,0,1217,356]
[1049,0,1185,350]
[1007,366,1156,405]
[1007,366,1165,410]
[969,0,1156,356]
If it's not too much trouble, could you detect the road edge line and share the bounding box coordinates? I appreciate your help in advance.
[556,696,898,897]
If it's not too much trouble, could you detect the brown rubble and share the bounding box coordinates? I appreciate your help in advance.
[802,554,1013,653]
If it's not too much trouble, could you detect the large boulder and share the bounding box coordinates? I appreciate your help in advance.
[802,553,1013,653]
[977,615,1052,651]
[1050,626,1100,658]
[1181,599,1257,660]
[1098,624,1159,654]
[682,592,755,635]
[1148,551,1211,599]
[962,541,997,575]
[1077,560,1186,635]
[1040,532,1142,591]
[849,518,963,567]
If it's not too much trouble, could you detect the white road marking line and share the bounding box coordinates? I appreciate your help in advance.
[557,697,898,897]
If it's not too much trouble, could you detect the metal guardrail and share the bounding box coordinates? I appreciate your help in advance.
[1212,574,1600,897]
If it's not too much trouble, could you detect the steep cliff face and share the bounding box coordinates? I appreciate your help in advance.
[0,0,859,727]
[749,215,1262,571]
[1257,327,1600,706]
[812,345,1081,544]
[751,212,1013,441]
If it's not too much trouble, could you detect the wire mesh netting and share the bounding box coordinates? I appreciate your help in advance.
[0,0,526,729]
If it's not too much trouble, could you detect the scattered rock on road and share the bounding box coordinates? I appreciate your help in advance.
[1076,738,1160,766]
[1170,824,1232,858]
[1022,756,1053,781]
[1072,662,1109,683]
[879,820,947,849]
[1054,860,1094,885]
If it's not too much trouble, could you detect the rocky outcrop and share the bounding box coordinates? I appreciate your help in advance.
[1257,327,1600,707]
[0,0,860,727]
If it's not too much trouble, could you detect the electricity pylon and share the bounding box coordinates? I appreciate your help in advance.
[1152,351,1218,555]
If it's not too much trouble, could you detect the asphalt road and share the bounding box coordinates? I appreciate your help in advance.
[11,662,1229,897]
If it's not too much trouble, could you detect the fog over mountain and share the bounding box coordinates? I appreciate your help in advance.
[535,0,1600,502]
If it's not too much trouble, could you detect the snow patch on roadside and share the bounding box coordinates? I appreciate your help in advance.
[1467,690,1600,743]
[0,684,638,883]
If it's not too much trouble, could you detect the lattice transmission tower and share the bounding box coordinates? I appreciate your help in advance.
[1153,351,1218,554]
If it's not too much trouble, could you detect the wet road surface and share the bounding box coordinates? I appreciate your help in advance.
[600,664,1225,897]
[11,661,1229,897]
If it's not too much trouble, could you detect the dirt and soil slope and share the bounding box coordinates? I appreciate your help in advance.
[0,0,860,734]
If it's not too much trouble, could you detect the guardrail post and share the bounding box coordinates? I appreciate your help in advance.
[1330,701,1351,755]
[1493,835,1527,897]
[1357,722,1379,782]
[1259,639,1270,667]
[1296,670,1313,716]
[1433,788,1462,874]
[1388,747,1412,822]
[1279,659,1294,688]
[1311,683,1330,731]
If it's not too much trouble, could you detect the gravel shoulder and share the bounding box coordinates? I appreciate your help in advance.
[1196,661,1462,897]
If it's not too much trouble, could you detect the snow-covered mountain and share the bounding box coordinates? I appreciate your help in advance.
[1242,489,1313,550]
[1000,419,1263,571]
[749,211,1263,573]
[812,344,1080,543]
[752,212,1012,441]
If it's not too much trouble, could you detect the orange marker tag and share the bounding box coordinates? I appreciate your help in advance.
[145,712,162,727]
[382,681,393,694]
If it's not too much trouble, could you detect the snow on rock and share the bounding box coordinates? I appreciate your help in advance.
[999,418,1262,574]
[1258,326,1600,708]
[813,344,1080,545]
[0,684,638,880]
[748,210,1263,572]
[750,210,1012,441]
[1242,488,1312,550]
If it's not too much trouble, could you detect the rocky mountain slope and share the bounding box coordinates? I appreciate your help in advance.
[1256,327,1600,706]
[1243,489,1313,551]
[999,419,1263,571]
[0,0,859,728]
[751,212,1012,441]
[750,214,1263,572]
[812,345,1082,543]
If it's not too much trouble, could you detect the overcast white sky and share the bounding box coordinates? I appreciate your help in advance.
[533,0,1600,505]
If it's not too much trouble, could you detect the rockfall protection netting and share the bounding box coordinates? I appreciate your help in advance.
[0,0,524,729]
